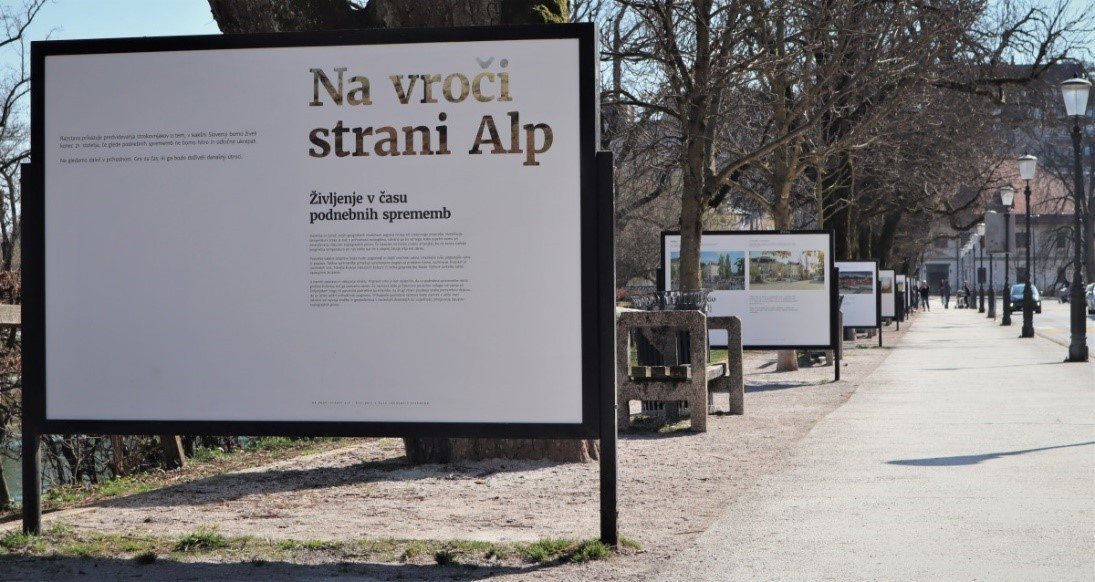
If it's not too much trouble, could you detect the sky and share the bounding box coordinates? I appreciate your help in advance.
[1,0,220,74]
[18,0,219,42]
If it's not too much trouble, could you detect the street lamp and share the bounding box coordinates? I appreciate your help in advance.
[987,215,997,320]
[1061,75,1090,361]
[978,222,986,313]
[1029,215,1037,289]
[962,241,974,307]
[1000,185,1015,326]
[1018,154,1037,338]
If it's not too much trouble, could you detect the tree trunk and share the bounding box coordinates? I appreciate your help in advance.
[0,464,10,508]
[110,435,128,477]
[159,435,187,470]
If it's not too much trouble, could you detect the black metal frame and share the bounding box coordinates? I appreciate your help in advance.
[26,25,608,440]
[659,230,839,352]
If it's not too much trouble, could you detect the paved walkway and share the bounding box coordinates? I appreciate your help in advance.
[659,306,1095,581]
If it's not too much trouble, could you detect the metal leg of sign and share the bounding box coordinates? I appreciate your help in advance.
[835,311,843,382]
[878,324,883,347]
[22,428,41,535]
[19,162,42,535]
[596,151,618,546]
[599,391,618,546]
[896,292,902,330]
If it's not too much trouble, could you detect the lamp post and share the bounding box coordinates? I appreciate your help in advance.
[1061,75,1090,361]
[1000,185,1015,326]
[963,238,972,306]
[988,241,996,319]
[978,222,986,313]
[1029,215,1038,289]
[1018,154,1037,338]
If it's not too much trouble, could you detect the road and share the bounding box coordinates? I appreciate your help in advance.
[975,295,1094,348]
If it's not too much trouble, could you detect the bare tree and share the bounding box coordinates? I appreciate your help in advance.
[0,0,44,511]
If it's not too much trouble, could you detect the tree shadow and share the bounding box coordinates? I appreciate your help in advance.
[94,455,572,509]
[887,441,1095,466]
[920,361,1067,371]
[0,555,562,581]
[745,382,824,394]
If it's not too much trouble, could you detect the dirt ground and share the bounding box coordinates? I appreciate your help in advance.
[2,324,906,581]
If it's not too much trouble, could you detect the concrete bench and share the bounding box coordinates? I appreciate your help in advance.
[617,310,743,432]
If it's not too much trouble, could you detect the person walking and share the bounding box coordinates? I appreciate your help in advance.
[940,279,951,308]
[920,281,931,311]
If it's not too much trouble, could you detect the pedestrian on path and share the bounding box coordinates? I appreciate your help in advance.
[940,279,951,308]
[920,281,930,310]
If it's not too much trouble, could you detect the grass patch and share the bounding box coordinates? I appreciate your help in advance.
[1,530,36,550]
[277,539,339,552]
[96,476,159,498]
[400,540,430,561]
[569,539,610,562]
[44,488,84,506]
[1,530,621,567]
[174,528,228,552]
[1,438,369,523]
[191,447,230,462]
[523,537,576,563]
[61,542,98,558]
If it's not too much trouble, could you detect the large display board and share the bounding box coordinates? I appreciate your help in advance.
[836,260,880,328]
[879,269,896,319]
[661,231,836,349]
[28,26,605,437]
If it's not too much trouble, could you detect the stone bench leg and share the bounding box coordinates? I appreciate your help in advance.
[708,315,744,416]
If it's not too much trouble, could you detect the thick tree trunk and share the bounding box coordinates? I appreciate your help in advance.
[159,435,187,470]
[0,465,10,507]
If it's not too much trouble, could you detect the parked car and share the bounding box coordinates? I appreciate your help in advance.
[1008,284,1042,314]
[1086,283,1095,315]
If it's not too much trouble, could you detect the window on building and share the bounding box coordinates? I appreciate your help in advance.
[1057,234,1067,249]
[1017,231,1029,248]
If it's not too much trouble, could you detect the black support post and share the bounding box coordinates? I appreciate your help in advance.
[596,151,618,545]
[21,429,41,534]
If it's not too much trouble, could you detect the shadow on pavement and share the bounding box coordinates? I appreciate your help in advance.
[887,441,1095,467]
[745,381,827,394]
[920,361,1065,371]
[0,555,549,581]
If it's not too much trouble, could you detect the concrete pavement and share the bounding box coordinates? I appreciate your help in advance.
[659,305,1095,581]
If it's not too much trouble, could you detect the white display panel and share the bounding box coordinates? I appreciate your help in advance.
[662,232,834,348]
[40,33,591,424]
[879,270,896,318]
[836,261,880,328]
